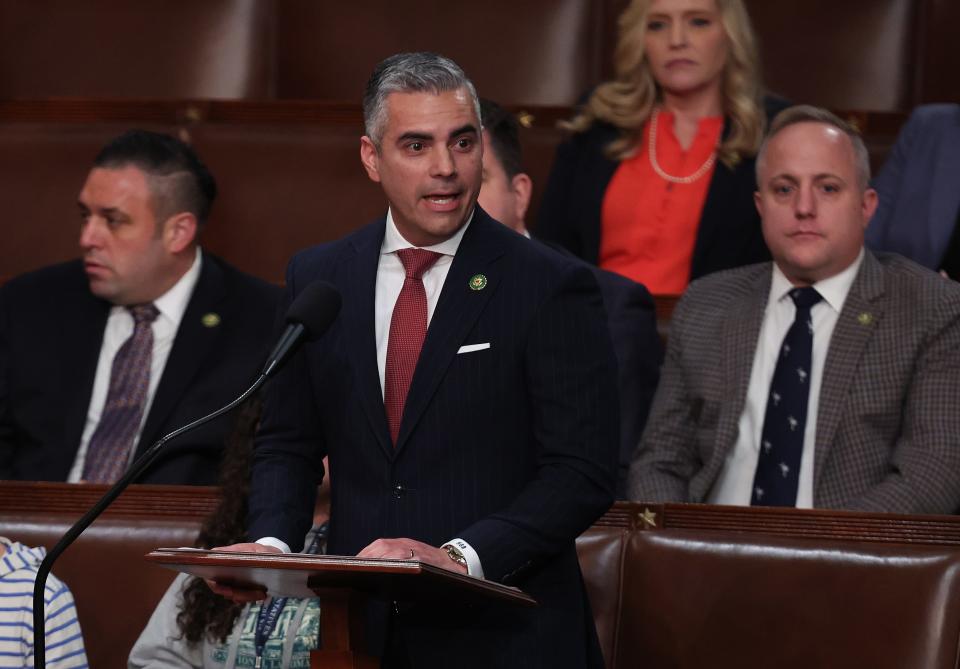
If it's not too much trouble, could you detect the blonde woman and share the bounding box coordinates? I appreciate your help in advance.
[537,0,786,294]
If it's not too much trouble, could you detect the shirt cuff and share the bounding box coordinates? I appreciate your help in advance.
[444,538,484,579]
[256,537,291,553]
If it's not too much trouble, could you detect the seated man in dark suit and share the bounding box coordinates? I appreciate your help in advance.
[629,105,960,514]
[478,98,662,498]
[0,130,280,485]
[866,103,960,274]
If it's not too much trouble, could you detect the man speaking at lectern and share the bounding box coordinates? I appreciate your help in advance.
[212,52,619,668]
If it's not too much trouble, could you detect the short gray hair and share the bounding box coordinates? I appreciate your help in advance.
[756,105,872,191]
[362,52,481,148]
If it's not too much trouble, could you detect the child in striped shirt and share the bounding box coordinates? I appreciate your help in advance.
[0,536,88,668]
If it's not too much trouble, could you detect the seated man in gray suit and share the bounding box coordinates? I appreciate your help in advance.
[628,105,960,514]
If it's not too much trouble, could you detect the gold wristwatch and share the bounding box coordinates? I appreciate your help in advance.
[443,543,468,569]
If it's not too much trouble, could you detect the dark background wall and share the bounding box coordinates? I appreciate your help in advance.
[1,0,956,108]
[0,0,956,283]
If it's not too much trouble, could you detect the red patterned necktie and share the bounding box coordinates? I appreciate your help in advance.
[384,248,442,445]
[82,303,159,483]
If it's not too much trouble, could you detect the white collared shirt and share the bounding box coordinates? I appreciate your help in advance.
[374,208,472,397]
[68,248,203,482]
[707,249,864,508]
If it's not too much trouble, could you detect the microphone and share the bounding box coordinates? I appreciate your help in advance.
[262,280,342,379]
[32,280,341,668]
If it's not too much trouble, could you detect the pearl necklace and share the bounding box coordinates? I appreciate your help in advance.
[647,108,718,185]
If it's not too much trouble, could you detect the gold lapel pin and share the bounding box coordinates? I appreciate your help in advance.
[468,274,488,291]
[201,312,221,328]
[857,312,873,326]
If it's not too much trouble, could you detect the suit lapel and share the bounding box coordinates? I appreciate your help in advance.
[137,255,226,453]
[813,252,884,488]
[343,220,393,458]
[709,268,770,476]
[62,286,110,459]
[394,211,505,453]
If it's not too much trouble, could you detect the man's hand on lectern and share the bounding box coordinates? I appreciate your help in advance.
[204,542,282,602]
[357,538,468,575]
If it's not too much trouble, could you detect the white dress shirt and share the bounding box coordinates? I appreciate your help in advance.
[261,209,485,577]
[374,208,470,396]
[708,250,864,508]
[68,248,202,482]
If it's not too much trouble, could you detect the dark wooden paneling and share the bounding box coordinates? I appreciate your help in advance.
[0,100,906,286]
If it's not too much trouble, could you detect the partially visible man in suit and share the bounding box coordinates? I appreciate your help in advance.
[477,98,662,498]
[212,53,618,668]
[0,130,280,485]
[866,103,960,273]
[628,105,960,514]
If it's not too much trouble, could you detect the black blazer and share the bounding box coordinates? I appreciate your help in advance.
[540,239,662,498]
[536,98,789,283]
[592,265,662,496]
[0,253,281,484]
[248,208,618,668]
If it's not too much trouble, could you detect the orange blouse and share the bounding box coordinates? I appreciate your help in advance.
[599,111,723,294]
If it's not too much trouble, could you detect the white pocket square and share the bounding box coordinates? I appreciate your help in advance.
[457,342,491,354]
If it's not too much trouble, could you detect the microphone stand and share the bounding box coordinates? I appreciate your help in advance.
[31,373,266,668]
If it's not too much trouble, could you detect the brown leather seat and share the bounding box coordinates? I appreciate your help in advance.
[275,0,605,106]
[0,483,217,669]
[576,503,960,669]
[0,1,955,110]
[619,530,960,668]
[745,0,917,111]
[0,1,274,99]
[7,487,960,668]
[577,522,629,669]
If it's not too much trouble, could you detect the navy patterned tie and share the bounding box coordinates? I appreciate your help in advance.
[82,303,159,483]
[751,287,822,507]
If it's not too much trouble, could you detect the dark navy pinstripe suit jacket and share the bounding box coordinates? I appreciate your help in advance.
[248,207,619,667]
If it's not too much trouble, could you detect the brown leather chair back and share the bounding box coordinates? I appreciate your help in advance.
[0,483,217,669]
[616,528,960,668]
[0,1,274,99]
[576,503,960,669]
[276,0,605,106]
[576,521,629,669]
[746,0,918,111]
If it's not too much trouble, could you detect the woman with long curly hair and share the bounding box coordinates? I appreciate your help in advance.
[537,0,787,294]
[128,398,330,668]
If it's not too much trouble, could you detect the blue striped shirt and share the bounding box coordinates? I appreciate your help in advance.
[0,537,88,668]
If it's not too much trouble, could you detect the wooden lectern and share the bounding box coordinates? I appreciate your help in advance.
[146,549,537,668]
